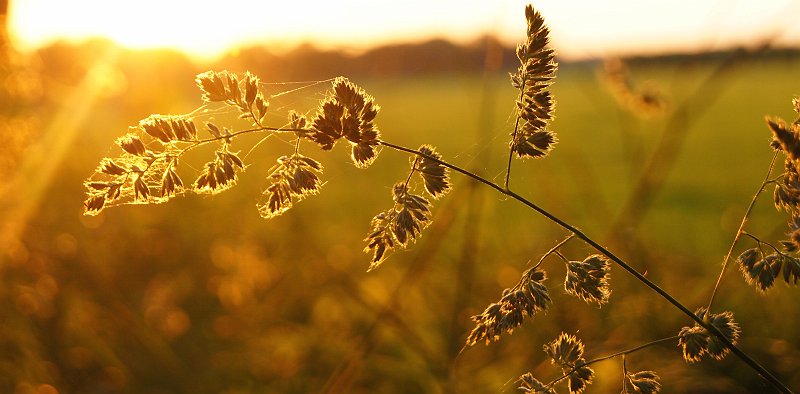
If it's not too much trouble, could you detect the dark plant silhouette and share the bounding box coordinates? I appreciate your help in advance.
[82,4,797,393]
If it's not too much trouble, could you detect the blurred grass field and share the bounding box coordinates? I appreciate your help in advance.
[2,46,800,393]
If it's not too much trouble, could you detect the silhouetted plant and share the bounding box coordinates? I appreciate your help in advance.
[82,4,796,393]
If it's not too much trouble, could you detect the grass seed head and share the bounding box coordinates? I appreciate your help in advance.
[510,5,558,159]
[517,373,556,394]
[543,332,594,394]
[257,154,323,219]
[467,268,551,346]
[564,255,611,305]
[625,370,662,394]
[678,308,740,363]
[308,78,382,168]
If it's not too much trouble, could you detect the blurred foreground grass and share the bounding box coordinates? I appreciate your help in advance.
[2,50,799,393]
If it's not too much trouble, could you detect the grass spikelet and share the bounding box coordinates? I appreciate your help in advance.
[625,370,661,394]
[160,167,183,197]
[467,268,551,346]
[781,255,800,285]
[257,153,323,219]
[773,159,800,213]
[195,70,270,126]
[139,114,198,143]
[517,373,556,394]
[415,145,451,198]
[308,77,381,168]
[196,70,238,102]
[240,72,269,125]
[84,125,188,215]
[194,149,245,194]
[364,182,432,271]
[678,325,708,363]
[678,308,740,363]
[133,174,150,200]
[116,134,148,156]
[98,159,127,176]
[509,5,558,159]
[544,332,594,394]
[768,117,800,161]
[564,255,611,305]
[737,248,781,293]
[703,309,741,360]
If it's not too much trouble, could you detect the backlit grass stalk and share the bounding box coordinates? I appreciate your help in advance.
[81,5,796,393]
[707,151,780,311]
[379,140,791,393]
[519,335,677,394]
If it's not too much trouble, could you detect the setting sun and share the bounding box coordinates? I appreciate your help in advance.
[9,0,800,60]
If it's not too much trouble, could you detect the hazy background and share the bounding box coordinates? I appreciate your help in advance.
[1,1,799,393]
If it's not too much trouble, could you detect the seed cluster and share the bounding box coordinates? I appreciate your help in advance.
[467,268,551,346]
[544,333,594,394]
[308,77,381,168]
[509,5,558,159]
[677,308,740,363]
[564,255,612,305]
[258,154,323,219]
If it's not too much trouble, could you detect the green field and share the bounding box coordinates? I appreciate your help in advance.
[3,50,800,393]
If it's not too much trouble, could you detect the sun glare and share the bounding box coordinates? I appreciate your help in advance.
[8,0,524,60]
[8,0,800,61]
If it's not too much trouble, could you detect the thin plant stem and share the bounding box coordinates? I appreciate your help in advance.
[707,151,780,312]
[506,234,576,295]
[378,140,793,394]
[146,125,306,164]
[531,233,575,270]
[135,125,304,179]
[742,232,788,258]
[504,80,526,190]
[504,116,521,190]
[621,356,629,392]
[545,336,679,389]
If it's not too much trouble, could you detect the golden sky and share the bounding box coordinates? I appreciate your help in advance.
[8,0,800,60]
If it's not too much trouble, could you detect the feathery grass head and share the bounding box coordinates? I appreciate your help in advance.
[257,154,323,219]
[509,4,558,159]
[773,159,800,213]
[196,70,238,102]
[544,332,594,394]
[768,117,800,162]
[467,268,551,346]
[736,248,782,293]
[517,373,556,394]
[363,145,450,270]
[195,70,269,126]
[194,149,245,194]
[364,182,432,271]
[624,370,662,394]
[416,145,451,198]
[83,116,200,215]
[678,308,740,363]
[308,77,381,168]
[564,255,611,305]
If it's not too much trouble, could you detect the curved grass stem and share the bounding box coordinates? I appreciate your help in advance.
[504,80,526,190]
[707,151,780,312]
[545,336,679,389]
[379,140,793,394]
[531,233,575,270]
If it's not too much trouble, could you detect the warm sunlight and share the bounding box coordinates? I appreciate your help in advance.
[9,0,800,60]
[3,0,800,392]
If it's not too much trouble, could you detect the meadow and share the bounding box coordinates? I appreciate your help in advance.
[2,41,800,393]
